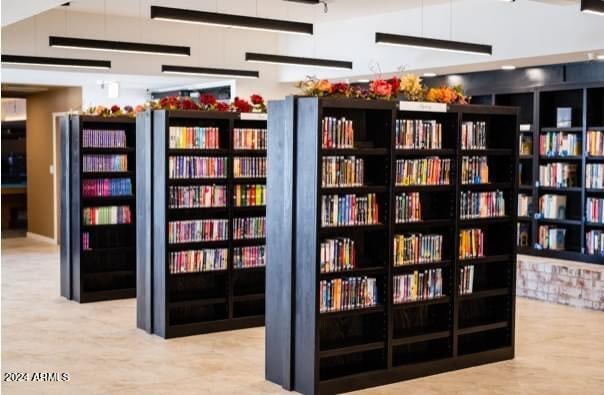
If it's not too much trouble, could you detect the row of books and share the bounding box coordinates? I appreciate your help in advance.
[321,193,380,227]
[321,117,354,149]
[83,155,128,173]
[168,156,227,179]
[517,223,530,247]
[393,269,443,304]
[233,184,266,207]
[168,185,227,209]
[586,164,604,189]
[586,230,604,256]
[395,119,442,149]
[459,228,484,259]
[233,245,266,269]
[82,129,127,148]
[461,121,487,150]
[320,237,356,273]
[82,178,132,197]
[169,126,220,149]
[538,225,565,251]
[395,192,422,223]
[539,194,567,220]
[82,205,132,225]
[458,265,475,295]
[539,163,577,187]
[234,128,267,150]
[319,277,378,313]
[539,132,581,156]
[586,130,604,156]
[395,157,451,186]
[168,219,228,244]
[233,157,266,178]
[82,232,91,250]
[393,233,443,266]
[518,194,533,217]
[321,156,364,187]
[586,197,604,224]
[233,216,265,240]
[460,191,506,219]
[519,135,533,155]
[169,248,228,274]
[461,156,489,185]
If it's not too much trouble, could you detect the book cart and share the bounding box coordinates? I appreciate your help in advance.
[60,115,137,302]
[136,110,268,338]
[266,97,519,394]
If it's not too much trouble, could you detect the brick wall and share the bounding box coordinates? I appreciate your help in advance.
[517,255,604,311]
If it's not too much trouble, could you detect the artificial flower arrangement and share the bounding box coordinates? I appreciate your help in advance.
[83,94,267,117]
[295,74,470,104]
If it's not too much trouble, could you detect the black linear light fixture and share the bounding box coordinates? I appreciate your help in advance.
[162,65,259,79]
[150,6,313,36]
[1,54,111,70]
[245,52,352,70]
[581,0,604,15]
[375,33,491,56]
[49,36,190,56]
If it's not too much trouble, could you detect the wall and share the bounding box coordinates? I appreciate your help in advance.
[26,87,81,239]
[81,85,150,109]
[1,98,27,121]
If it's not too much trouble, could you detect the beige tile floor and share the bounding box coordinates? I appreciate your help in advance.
[1,237,603,395]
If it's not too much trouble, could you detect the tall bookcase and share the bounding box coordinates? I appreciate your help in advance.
[137,110,267,338]
[60,115,137,303]
[266,97,518,394]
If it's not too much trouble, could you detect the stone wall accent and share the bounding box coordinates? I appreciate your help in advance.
[517,254,604,311]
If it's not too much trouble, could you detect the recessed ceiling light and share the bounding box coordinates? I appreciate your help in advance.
[422,72,437,77]
[501,65,516,70]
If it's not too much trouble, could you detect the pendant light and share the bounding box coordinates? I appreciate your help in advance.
[2,54,111,70]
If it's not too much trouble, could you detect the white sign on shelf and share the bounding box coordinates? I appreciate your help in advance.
[398,101,447,113]
[240,112,267,121]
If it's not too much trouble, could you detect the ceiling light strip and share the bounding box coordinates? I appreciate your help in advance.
[375,32,492,56]
[161,65,259,79]
[49,36,190,56]
[245,52,352,70]
[150,6,313,36]
[1,54,111,69]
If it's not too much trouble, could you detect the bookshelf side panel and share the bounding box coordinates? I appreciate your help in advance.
[266,98,296,389]
[294,97,320,395]
[152,110,168,337]
[59,115,72,299]
[136,111,153,332]
[71,116,82,302]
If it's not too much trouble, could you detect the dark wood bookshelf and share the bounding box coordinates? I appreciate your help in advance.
[492,85,604,264]
[60,115,137,303]
[136,110,268,338]
[266,97,518,394]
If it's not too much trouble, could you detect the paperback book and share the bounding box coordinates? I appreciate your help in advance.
[233,245,266,269]
[234,128,267,150]
[459,228,484,259]
[393,233,443,266]
[321,193,380,227]
[168,219,228,244]
[233,184,266,207]
[461,156,489,184]
[519,135,533,155]
[393,269,443,304]
[459,265,475,295]
[321,117,354,149]
[168,185,227,209]
[586,130,604,156]
[168,126,220,149]
[539,163,577,187]
[82,129,127,148]
[169,248,228,274]
[395,157,451,186]
[539,194,567,220]
[538,225,566,251]
[518,194,533,217]
[233,157,266,178]
[586,164,604,189]
[540,132,581,156]
[82,178,132,197]
[322,156,364,187]
[586,197,604,224]
[586,230,604,256]
[395,119,442,149]
[319,277,377,312]
[168,156,227,179]
[395,192,422,223]
[233,216,265,240]
[517,223,530,247]
[83,155,128,173]
[82,205,132,225]
[461,121,486,150]
[320,237,356,273]
[460,191,506,219]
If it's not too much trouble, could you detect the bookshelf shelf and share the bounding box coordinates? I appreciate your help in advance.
[321,148,388,156]
[539,155,582,161]
[457,321,509,336]
[266,97,518,394]
[586,155,604,162]
[60,115,137,303]
[585,222,604,229]
[536,218,582,226]
[540,126,583,132]
[137,110,268,338]
[537,186,582,193]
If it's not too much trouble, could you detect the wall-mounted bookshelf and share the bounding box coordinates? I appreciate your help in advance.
[266,97,518,394]
[60,115,137,302]
[489,84,604,264]
[136,110,267,338]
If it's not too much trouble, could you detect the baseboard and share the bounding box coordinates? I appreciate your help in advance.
[26,232,57,245]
